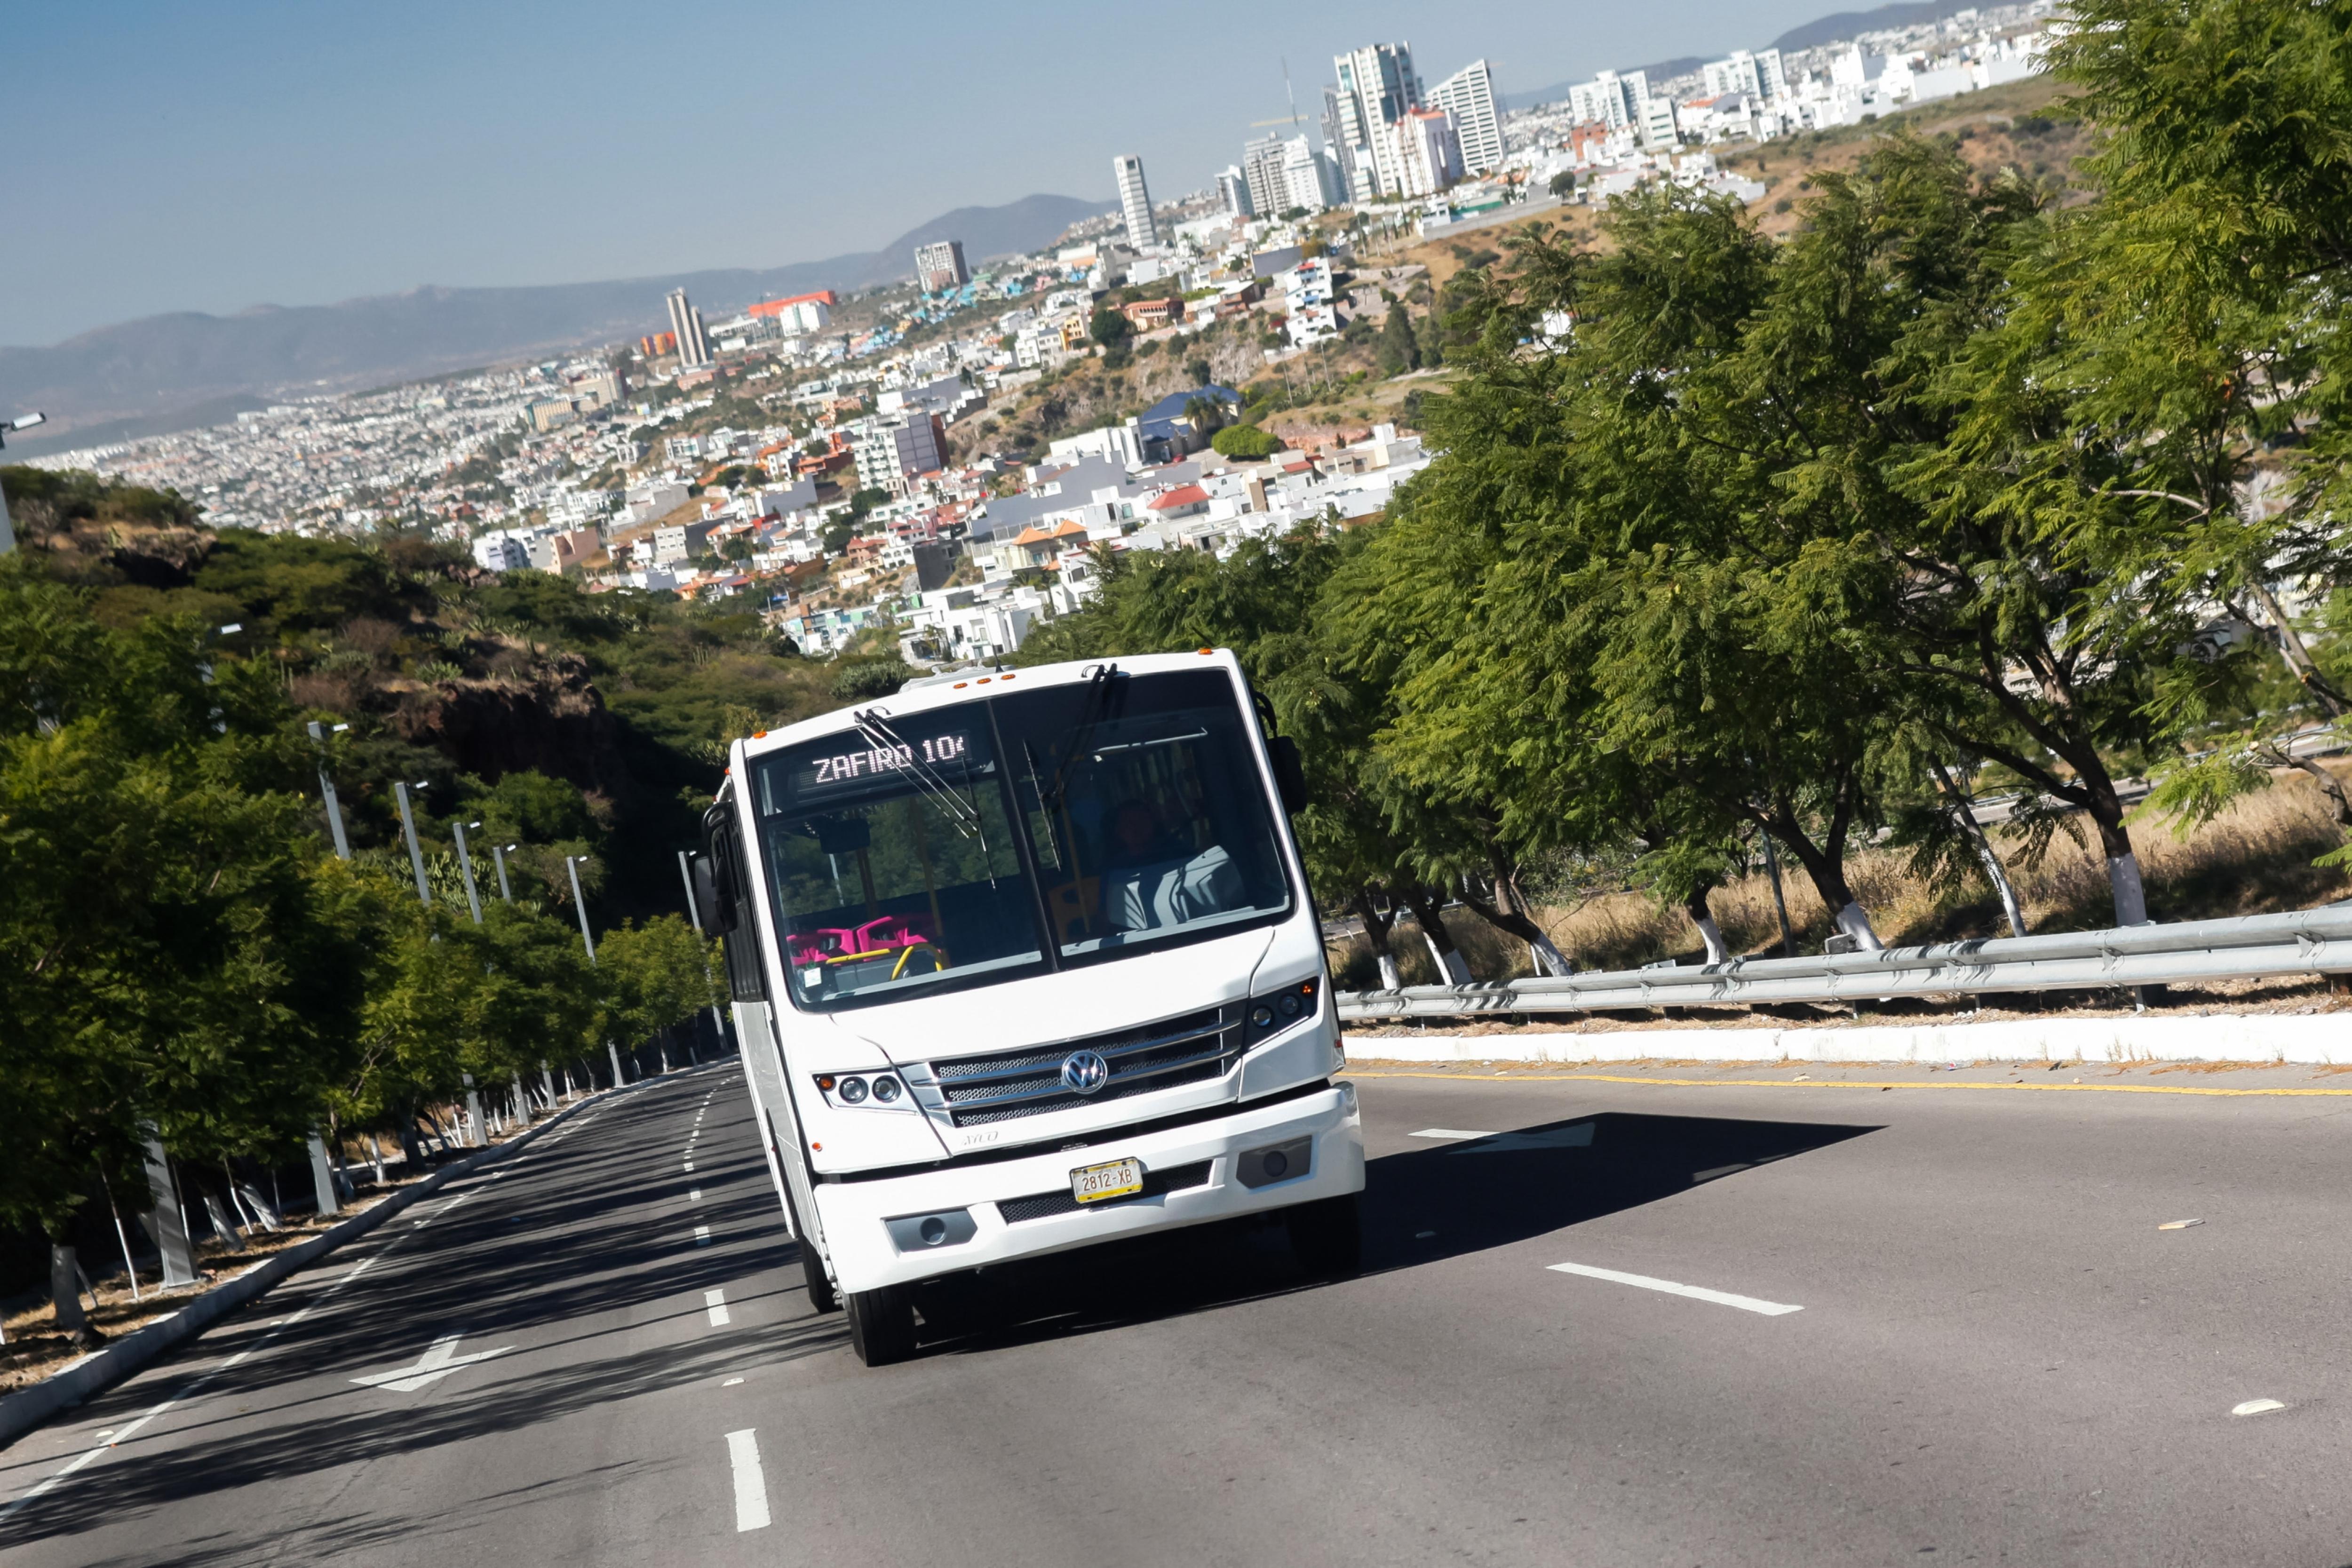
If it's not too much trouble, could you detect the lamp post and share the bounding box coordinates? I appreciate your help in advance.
[492,842,516,903]
[0,412,48,555]
[305,721,352,859]
[564,855,597,962]
[452,820,485,924]
[569,854,627,1087]
[394,781,432,906]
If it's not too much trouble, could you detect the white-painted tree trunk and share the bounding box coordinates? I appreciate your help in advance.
[50,1245,85,1333]
[202,1192,248,1252]
[2107,852,2150,927]
[1422,931,1473,986]
[1376,952,1403,990]
[1529,936,1575,976]
[1694,915,1730,966]
[1834,901,1885,951]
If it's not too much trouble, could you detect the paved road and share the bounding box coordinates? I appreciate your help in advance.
[7,1058,2352,1566]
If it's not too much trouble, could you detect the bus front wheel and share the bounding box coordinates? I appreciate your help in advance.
[845,1284,917,1366]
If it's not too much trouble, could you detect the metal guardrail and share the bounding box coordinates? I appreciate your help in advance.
[1334,905,2352,1020]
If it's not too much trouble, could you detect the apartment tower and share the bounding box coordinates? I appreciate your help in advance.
[1429,59,1504,176]
[665,288,713,369]
[1112,154,1160,248]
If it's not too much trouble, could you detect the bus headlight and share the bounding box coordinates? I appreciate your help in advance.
[1243,977,1320,1043]
[815,1071,914,1110]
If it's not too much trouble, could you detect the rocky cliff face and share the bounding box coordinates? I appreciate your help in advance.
[390,651,625,796]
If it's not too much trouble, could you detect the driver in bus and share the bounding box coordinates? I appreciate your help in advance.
[1102,798,1241,935]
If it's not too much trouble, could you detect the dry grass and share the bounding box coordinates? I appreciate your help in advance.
[1330,764,2352,987]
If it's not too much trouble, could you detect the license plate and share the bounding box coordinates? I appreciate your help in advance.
[1070,1156,1144,1205]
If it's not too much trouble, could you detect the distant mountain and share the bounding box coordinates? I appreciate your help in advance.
[0,193,1110,455]
[1511,57,1708,111]
[1770,2,1973,52]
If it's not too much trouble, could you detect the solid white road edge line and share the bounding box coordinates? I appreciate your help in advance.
[1548,1261,1804,1317]
[726,1428,771,1532]
[1410,1128,1496,1140]
[706,1289,730,1327]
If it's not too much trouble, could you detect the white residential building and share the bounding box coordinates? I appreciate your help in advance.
[1390,106,1465,196]
[471,533,529,572]
[1702,49,1788,103]
[1428,59,1504,176]
[1570,70,1650,133]
[1113,154,1160,248]
[1332,42,1423,199]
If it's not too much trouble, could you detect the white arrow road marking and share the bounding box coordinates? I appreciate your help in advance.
[1409,1128,1495,1140]
[727,1429,770,1531]
[350,1334,516,1393]
[1446,1123,1595,1154]
[1549,1260,1802,1316]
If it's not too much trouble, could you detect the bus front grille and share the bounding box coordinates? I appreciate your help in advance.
[923,1007,1240,1127]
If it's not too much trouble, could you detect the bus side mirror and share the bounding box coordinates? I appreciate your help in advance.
[1270,736,1307,814]
[691,852,736,935]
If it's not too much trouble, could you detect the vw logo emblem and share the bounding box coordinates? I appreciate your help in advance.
[1060,1049,1110,1095]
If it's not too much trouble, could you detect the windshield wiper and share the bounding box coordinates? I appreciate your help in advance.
[1044,662,1121,810]
[851,707,981,838]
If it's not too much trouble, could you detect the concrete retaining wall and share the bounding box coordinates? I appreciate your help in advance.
[1344,1012,2352,1067]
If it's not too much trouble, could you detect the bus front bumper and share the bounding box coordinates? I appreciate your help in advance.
[814,1082,1365,1294]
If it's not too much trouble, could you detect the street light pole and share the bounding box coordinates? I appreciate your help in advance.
[453,820,485,924]
[305,721,352,860]
[493,842,516,903]
[569,854,627,1087]
[394,781,432,906]
[564,855,596,962]
[0,412,48,556]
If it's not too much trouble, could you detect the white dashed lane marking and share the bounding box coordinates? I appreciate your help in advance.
[1548,1261,1803,1317]
[727,1429,770,1531]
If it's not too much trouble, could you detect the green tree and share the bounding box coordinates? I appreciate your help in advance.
[1210,424,1283,460]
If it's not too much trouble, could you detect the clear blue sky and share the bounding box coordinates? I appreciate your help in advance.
[2,0,1835,347]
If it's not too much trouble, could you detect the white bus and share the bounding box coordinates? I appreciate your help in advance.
[694,649,1365,1365]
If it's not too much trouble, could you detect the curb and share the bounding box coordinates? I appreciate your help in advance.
[1343,1011,2352,1068]
[0,1086,620,1453]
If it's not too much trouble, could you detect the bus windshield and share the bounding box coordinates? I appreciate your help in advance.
[750,668,1292,1011]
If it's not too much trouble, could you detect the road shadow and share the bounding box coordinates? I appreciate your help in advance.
[0,1072,835,1554]
[912,1110,1877,1361]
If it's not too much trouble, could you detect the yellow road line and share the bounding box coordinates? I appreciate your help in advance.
[1342,1069,2352,1098]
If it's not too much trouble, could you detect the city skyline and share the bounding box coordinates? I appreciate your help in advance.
[5,0,1877,349]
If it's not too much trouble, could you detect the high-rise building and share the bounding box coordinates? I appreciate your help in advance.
[1216,165,1255,217]
[1242,133,1290,217]
[1281,135,1333,212]
[914,239,969,292]
[1569,70,1650,133]
[1703,49,1787,103]
[1112,154,1159,248]
[1391,107,1464,197]
[1320,84,1363,204]
[1429,59,1504,176]
[1332,43,1422,199]
[666,288,712,369]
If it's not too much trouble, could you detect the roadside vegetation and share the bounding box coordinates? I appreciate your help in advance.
[1028,0,2352,991]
